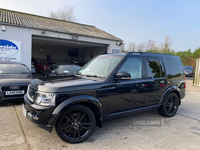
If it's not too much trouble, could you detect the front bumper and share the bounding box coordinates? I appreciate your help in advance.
[0,96,24,103]
[23,94,55,132]
[0,85,28,103]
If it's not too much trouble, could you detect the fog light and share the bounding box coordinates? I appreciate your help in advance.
[32,110,40,120]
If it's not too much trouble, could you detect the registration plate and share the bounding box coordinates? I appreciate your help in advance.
[5,90,25,95]
[22,105,27,117]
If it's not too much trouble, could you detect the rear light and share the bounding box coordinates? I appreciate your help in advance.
[184,75,186,88]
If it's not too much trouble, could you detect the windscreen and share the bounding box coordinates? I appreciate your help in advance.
[59,65,81,74]
[184,66,193,70]
[0,64,30,74]
[77,55,123,78]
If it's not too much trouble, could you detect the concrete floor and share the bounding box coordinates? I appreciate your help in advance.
[0,77,200,150]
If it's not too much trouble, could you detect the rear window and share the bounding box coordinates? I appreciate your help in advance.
[167,56,183,75]
[0,64,30,74]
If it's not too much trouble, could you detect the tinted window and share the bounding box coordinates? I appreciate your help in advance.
[160,59,165,77]
[146,58,160,78]
[167,57,183,75]
[0,64,30,74]
[118,57,142,79]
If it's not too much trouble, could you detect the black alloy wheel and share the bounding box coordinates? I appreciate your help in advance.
[157,93,179,117]
[56,105,96,143]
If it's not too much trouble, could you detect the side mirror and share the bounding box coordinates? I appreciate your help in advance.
[114,72,131,80]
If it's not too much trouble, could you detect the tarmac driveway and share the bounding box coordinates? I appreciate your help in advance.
[0,77,200,150]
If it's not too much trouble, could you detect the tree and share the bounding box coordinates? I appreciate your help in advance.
[160,36,174,54]
[127,42,136,52]
[137,42,146,52]
[176,49,195,66]
[145,49,160,53]
[49,5,77,22]
[121,41,127,52]
[145,39,159,51]
[193,47,200,58]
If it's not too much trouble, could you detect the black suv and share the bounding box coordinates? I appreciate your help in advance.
[23,52,185,143]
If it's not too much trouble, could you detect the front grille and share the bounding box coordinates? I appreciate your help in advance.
[2,85,28,98]
[27,85,38,102]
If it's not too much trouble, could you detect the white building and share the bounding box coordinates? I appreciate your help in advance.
[0,8,122,69]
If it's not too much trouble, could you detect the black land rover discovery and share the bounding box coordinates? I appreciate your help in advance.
[23,52,186,143]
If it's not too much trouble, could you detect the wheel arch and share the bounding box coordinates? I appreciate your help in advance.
[159,86,181,106]
[48,95,103,128]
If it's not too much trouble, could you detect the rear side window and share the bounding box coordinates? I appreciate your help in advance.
[167,57,183,75]
[146,58,165,78]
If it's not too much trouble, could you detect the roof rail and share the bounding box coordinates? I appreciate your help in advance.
[126,52,145,55]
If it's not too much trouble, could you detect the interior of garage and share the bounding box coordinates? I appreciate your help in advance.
[31,35,108,68]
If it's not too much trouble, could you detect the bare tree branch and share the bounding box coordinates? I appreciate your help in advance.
[127,42,136,52]
[49,5,77,22]
[137,42,146,52]
[160,36,174,54]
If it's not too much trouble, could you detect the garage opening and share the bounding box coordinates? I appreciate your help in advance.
[31,35,108,77]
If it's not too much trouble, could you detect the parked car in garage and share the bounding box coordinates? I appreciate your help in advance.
[69,61,87,67]
[31,64,36,74]
[23,52,185,143]
[44,64,81,77]
[184,66,193,77]
[0,62,35,103]
[36,61,55,75]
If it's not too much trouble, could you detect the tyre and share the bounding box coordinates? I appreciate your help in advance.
[157,93,179,117]
[55,105,96,143]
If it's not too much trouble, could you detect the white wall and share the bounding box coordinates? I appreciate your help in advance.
[0,25,121,69]
[0,25,32,70]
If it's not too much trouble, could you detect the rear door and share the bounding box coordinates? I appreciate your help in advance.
[144,57,169,106]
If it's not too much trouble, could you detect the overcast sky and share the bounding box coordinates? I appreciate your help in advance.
[1,0,200,52]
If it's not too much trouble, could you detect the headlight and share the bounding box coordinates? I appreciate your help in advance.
[35,92,56,106]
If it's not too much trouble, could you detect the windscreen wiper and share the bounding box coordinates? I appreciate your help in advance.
[86,75,97,77]
[84,74,105,79]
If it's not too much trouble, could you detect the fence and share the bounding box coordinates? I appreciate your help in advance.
[193,58,200,87]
